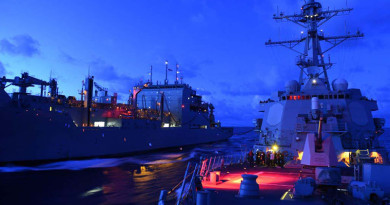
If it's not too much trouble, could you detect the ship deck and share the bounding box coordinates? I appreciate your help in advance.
[201,165,367,205]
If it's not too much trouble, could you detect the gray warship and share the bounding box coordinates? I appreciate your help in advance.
[0,62,233,163]
[253,0,386,161]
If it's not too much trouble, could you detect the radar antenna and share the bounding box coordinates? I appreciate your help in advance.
[265,0,363,90]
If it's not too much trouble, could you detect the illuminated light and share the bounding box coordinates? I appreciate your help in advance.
[293,96,297,100]
[300,31,304,34]
[338,152,351,165]
[297,151,303,160]
[94,121,105,127]
[163,123,170,128]
[297,95,301,100]
[370,152,383,164]
[50,107,52,111]
[165,61,168,65]
[181,104,185,108]
[232,178,243,184]
[272,145,278,151]
[81,187,102,197]
[202,171,298,191]
[312,79,317,84]
[124,137,127,142]
[281,191,289,200]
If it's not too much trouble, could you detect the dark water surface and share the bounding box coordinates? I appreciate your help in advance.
[0,127,256,205]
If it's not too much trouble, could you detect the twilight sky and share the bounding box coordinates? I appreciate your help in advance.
[0,0,389,126]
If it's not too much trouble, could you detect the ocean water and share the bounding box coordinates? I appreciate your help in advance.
[0,127,256,205]
[1,127,389,205]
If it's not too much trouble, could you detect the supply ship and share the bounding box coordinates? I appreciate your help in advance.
[0,62,233,163]
[253,0,386,162]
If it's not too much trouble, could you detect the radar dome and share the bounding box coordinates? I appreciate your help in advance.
[285,80,299,93]
[332,78,348,91]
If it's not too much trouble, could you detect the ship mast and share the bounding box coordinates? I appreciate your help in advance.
[265,0,363,90]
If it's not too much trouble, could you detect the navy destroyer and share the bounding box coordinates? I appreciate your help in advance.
[0,62,233,163]
[253,0,386,162]
[157,2,390,204]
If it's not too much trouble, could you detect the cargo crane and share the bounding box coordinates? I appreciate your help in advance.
[93,82,108,97]
[1,72,58,97]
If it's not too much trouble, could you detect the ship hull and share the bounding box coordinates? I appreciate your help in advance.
[0,107,233,163]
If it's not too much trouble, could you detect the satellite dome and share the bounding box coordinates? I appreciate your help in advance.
[285,80,299,93]
[332,78,348,91]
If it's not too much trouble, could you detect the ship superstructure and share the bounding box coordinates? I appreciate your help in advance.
[254,0,385,159]
[0,63,232,163]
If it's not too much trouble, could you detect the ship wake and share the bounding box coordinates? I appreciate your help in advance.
[0,152,197,172]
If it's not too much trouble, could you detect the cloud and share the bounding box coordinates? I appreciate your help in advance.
[89,59,140,99]
[60,51,81,65]
[180,59,213,79]
[211,97,259,126]
[0,35,40,57]
[0,61,5,76]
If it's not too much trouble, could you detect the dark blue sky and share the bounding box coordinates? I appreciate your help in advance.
[0,0,389,126]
